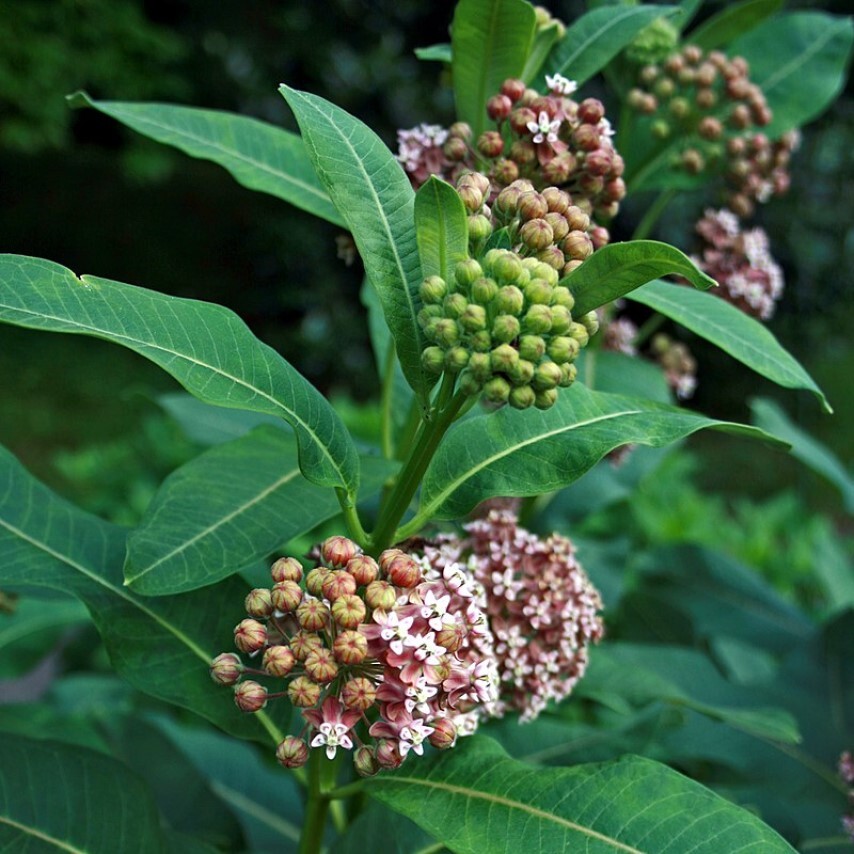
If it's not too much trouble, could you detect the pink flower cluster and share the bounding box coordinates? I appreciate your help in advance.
[693,207,784,320]
[396,123,451,187]
[414,511,604,722]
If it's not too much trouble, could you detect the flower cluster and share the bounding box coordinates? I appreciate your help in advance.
[651,333,697,400]
[627,45,794,216]
[210,537,498,774]
[839,751,854,843]
[396,123,452,187]
[413,510,604,722]
[692,208,784,320]
[418,172,601,410]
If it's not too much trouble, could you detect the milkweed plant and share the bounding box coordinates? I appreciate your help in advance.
[0,1,851,852]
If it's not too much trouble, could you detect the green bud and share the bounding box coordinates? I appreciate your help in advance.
[420,276,447,304]
[468,214,493,243]
[459,371,483,396]
[533,262,559,287]
[471,276,499,305]
[417,305,442,329]
[550,305,573,335]
[455,259,483,289]
[569,322,590,348]
[459,303,487,332]
[492,314,521,344]
[507,358,535,386]
[532,360,563,390]
[534,388,559,409]
[483,376,511,405]
[548,336,580,363]
[494,285,524,315]
[470,330,493,352]
[518,335,546,362]
[509,384,536,409]
[522,304,553,334]
[482,248,504,271]
[524,278,553,305]
[444,346,470,373]
[443,293,468,319]
[433,318,460,347]
[553,286,575,310]
[520,218,554,252]
[580,311,600,336]
[468,351,492,382]
[559,362,578,387]
[491,252,524,284]
[421,346,445,374]
[490,343,519,374]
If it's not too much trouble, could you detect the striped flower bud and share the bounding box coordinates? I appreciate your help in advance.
[263,645,296,677]
[346,554,379,586]
[271,556,303,583]
[234,680,268,712]
[244,588,273,618]
[276,736,309,769]
[331,594,367,629]
[288,675,322,708]
[210,653,243,686]
[234,619,267,654]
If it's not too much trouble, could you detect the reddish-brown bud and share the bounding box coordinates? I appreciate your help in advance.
[449,121,472,141]
[271,556,303,583]
[332,629,368,665]
[234,619,268,654]
[435,623,465,652]
[590,225,610,249]
[520,218,554,252]
[517,191,548,222]
[305,567,330,597]
[477,130,505,158]
[542,187,571,215]
[276,736,309,768]
[321,535,359,568]
[375,740,404,769]
[331,593,367,629]
[573,124,600,152]
[354,745,380,777]
[297,597,330,632]
[541,152,576,185]
[681,148,705,174]
[290,631,324,662]
[365,580,397,611]
[443,135,469,162]
[271,580,303,612]
[386,554,422,588]
[287,675,322,707]
[262,644,296,677]
[584,148,613,176]
[429,717,458,749]
[696,88,717,110]
[578,98,605,125]
[304,647,339,683]
[563,230,593,260]
[234,680,268,712]
[698,116,722,141]
[210,652,243,685]
[341,676,377,711]
[509,139,537,165]
[729,104,751,130]
[487,94,513,121]
[321,570,358,602]
[346,554,378,586]
[501,78,527,102]
[491,157,519,186]
[544,212,569,242]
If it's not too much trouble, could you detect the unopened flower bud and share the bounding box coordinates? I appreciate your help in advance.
[537,246,566,271]
[477,131,505,158]
[429,717,458,749]
[681,148,705,174]
[494,285,524,315]
[533,360,563,391]
[444,346,470,373]
[517,191,548,222]
[490,343,519,375]
[552,286,575,309]
[698,117,722,141]
[288,675,322,708]
[509,139,537,165]
[443,135,469,161]
[549,304,573,335]
[487,94,513,121]
[729,104,751,129]
[522,304,553,334]
[580,311,600,336]
[432,318,461,347]
[559,362,578,387]
[422,346,445,375]
[563,230,593,260]
[491,157,519,186]
[534,388,559,409]
[210,652,243,685]
[443,292,469,319]
[469,277,496,305]
[321,570,358,602]
[244,588,273,618]
[517,335,545,362]
[386,553,421,588]
[297,597,329,632]
[354,745,380,777]
[573,124,600,152]
[542,152,577,185]
[458,184,484,213]
[455,259,483,289]
[491,314,521,344]
[234,619,267,654]
[524,278,553,306]
[501,78,527,102]
[483,376,511,405]
[304,647,339,683]
[263,644,296,677]
[564,206,590,232]
[290,631,324,661]
[507,358,535,386]
[234,680,268,712]
[346,554,378,586]
[276,736,309,769]
[489,252,522,284]
[435,622,465,652]
[468,352,492,382]
[562,260,583,277]
[322,536,359,568]
[696,88,717,109]
[544,212,569,242]
[332,629,368,665]
[459,372,482,396]
[509,384,536,409]
[548,336,580,363]
[331,593,367,628]
[341,676,377,710]
[449,121,472,141]
[420,275,447,304]
[465,171,492,196]
[375,739,404,769]
[271,556,303,583]
[520,219,554,252]
[270,580,302,613]
[470,330,493,352]
[569,322,590,348]
[468,214,493,243]
[365,580,397,611]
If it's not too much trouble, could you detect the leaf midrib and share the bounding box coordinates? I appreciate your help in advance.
[0,814,88,853]
[758,19,842,94]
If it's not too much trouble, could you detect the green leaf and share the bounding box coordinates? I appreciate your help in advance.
[279,86,430,404]
[451,0,537,138]
[415,176,470,286]
[0,445,285,743]
[562,240,715,316]
[0,734,167,853]
[415,43,452,62]
[521,20,562,84]
[331,802,436,854]
[750,398,854,512]
[0,254,359,493]
[125,426,396,596]
[580,350,672,403]
[67,92,344,227]
[543,6,681,87]
[728,13,854,137]
[676,0,705,32]
[626,279,832,412]
[419,384,783,520]
[688,0,784,51]
[369,736,797,853]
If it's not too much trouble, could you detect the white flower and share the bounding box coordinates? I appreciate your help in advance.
[399,720,435,756]
[310,722,353,760]
[526,111,561,145]
[545,73,578,96]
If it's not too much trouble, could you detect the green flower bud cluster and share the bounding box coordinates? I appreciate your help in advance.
[419,245,599,411]
[625,17,680,67]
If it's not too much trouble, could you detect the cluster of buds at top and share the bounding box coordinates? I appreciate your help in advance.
[839,751,854,842]
[418,172,601,410]
[624,16,680,67]
[692,208,784,320]
[413,510,604,722]
[627,45,794,217]
[210,536,499,775]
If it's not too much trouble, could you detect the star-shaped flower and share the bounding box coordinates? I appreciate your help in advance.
[527,111,561,145]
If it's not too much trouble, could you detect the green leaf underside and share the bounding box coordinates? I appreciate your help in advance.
[688,0,785,51]
[562,240,715,316]
[728,13,854,137]
[279,86,430,404]
[0,735,166,854]
[126,426,397,596]
[419,383,783,520]
[451,0,537,139]
[626,280,831,411]
[68,92,344,227]
[369,736,797,853]
[414,43,452,62]
[0,255,359,493]
[0,445,284,742]
[543,5,680,87]
[415,176,470,287]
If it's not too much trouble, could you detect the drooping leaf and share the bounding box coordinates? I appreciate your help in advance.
[728,12,854,137]
[0,255,359,493]
[750,397,854,512]
[415,43,452,62]
[415,176,469,288]
[418,384,784,520]
[0,445,285,744]
[68,92,343,226]
[688,0,784,51]
[626,279,831,412]
[125,426,397,596]
[0,734,167,853]
[451,0,537,138]
[543,6,680,87]
[369,735,797,853]
[562,240,715,317]
[279,86,430,404]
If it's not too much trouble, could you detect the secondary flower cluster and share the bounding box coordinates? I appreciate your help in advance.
[627,45,793,216]
[210,537,499,774]
[692,207,784,320]
[418,172,600,410]
[413,510,605,722]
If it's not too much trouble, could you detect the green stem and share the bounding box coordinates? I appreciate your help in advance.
[631,188,676,241]
[380,342,398,459]
[336,488,368,550]
[632,312,667,349]
[298,752,330,854]
[324,779,366,801]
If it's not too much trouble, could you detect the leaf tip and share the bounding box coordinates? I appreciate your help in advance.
[66,90,93,110]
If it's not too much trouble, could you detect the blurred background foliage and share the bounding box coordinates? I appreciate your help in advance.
[0,0,851,614]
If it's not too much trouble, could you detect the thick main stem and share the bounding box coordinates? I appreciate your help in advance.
[298,752,329,854]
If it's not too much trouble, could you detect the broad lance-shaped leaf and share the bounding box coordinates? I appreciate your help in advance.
[369,736,797,853]
[626,279,831,412]
[68,92,344,227]
[279,86,431,404]
[126,426,398,597]
[418,384,784,520]
[729,12,854,137]
[415,176,469,287]
[0,445,286,743]
[0,255,359,493]
[543,5,680,87]
[688,0,784,51]
[451,0,537,138]
[0,735,167,853]
[562,240,715,317]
